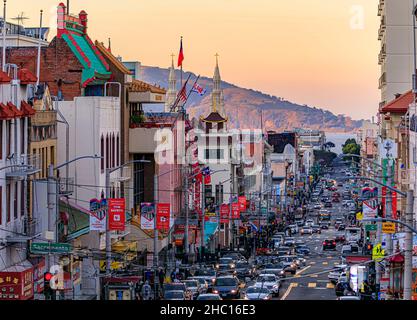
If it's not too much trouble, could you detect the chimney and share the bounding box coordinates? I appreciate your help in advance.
[57,3,66,38]
[394,93,401,99]
[79,10,88,34]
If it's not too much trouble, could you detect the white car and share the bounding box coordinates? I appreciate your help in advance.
[300,227,313,235]
[254,274,281,296]
[244,286,272,300]
[328,264,348,283]
[336,296,360,300]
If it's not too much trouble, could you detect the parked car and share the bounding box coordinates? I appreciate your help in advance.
[322,239,337,251]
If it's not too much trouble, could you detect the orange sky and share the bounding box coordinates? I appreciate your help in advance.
[7,0,380,120]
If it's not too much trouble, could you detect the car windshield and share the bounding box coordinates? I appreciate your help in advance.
[215,278,237,286]
[247,287,270,294]
[195,270,216,277]
[236,263,248,268]
[219,258,233,264]
[280,257,295,262]
[165,291,184,299]
[184,280,198,288]
[258,275,276,282]
[198,295,221,300]
[164,284,185,291]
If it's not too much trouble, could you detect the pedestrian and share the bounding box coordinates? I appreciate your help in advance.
[158,268,165,286]
[141,280,152,300]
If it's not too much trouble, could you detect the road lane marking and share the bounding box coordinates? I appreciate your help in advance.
[296,265,311,275]
[322,262,328,265]
[309,274,318,278]
[294,274,300,278]
[334,262,339,265]
[308,283,317,288]
[310,262,316,265]
[326,283,335,289]
[292,282,298,287]
[281,283,296,300]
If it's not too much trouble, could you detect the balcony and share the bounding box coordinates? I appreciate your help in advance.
[378,17,386,40]
[378,45,386,65]
[378,0,384,17]
[5,154,41,179]
[378,72,387,89]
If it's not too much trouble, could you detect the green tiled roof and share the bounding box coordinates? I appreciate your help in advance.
[62,33,111,86]
[59,199,90,240]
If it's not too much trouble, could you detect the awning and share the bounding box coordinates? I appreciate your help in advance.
[389,253,404,263]
[21,101,36,117]
[344,255,372,264]
[0,102,15,119]
[6,102,24,118]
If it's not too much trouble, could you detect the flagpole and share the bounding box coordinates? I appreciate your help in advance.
[170,73,191,113]
[185,75,200,103]
[180,36,183,91]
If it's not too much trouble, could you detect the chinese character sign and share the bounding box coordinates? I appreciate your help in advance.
[108,199,126,231]
[220,204,230,224]
[238,196,247,211]
[156,203,170,230]
[232,203,240,219]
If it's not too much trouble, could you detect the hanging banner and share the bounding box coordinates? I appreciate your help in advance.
[108,198,126,231]
[220,204,230,224]
[231,203,240,219]
[156,203,170,230]
[238,196,247,211]
[392,187,397,219]
[140,203,155,230]
[381,187,386,218]
[89,198,106,232]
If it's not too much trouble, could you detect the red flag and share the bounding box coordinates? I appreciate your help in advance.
[178,37,184,67]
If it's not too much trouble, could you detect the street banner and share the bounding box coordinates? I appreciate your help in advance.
[156,203,170,230]
[231,203,240,219]
[108,198,126,231]
[238,196,247,211]
[220,204,230,224]
[363,201,377,219]
[140,203,155,230]
[392,187,397,219]
[89,198,106,231]
[381,187,386,217]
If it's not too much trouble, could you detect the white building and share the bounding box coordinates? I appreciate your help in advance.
[378,0,417,106]
[0,66,38,273]
[56,96,121,206]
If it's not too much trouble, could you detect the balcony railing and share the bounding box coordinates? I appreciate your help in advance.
[378,16,386,40]
[379,72,387,89]
[5,154,41,178]
[378,0,384,17]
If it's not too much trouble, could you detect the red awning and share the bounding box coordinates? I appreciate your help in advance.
[0,70,11,83]
[7,102,24,118]
[389,253,404,263]
[0,103,14,120]
[21,101,36,117]
[345,255,372,264]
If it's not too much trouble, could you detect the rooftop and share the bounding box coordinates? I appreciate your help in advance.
[380,90,413,114]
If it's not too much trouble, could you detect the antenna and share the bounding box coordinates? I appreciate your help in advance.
[11,12,29,47]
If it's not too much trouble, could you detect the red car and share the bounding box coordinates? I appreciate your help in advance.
[335,235,346,243]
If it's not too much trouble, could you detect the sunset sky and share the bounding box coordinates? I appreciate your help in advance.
[8,0,380,120]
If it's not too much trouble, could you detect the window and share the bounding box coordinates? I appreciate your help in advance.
[20,119,25,154]
[0,121,2,160]
[101,135,104,172]
[6,184,10,223]
[205,149,224,160]
[7,122,11,156]
[116,134,120,167]
[106,135,109,169]
[20,182,24,218]
[112,134,115,168]
[14,183,18,219]
[51,146,55,166]
[0,186,2,225]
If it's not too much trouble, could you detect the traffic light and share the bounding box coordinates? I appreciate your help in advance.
[367,243,373,251]
[366,231,370,242]
[43,272,55,300]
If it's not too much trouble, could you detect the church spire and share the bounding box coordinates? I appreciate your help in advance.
[212,53,224,116]
[165,54,178,112]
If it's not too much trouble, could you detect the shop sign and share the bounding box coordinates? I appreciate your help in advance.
[140,203,155,230]
[30,242,72,254]
[231,203,240,219]
[220,204,230,224]
[0,267,34,300]
[33,259,46,293]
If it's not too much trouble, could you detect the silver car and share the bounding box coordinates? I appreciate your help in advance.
[244,286,272,300]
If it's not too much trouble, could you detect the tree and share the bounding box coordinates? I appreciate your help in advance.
[342,138,360,162]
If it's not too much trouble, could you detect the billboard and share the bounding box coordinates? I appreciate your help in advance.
[108,198,126,231]
[140,203,155,230]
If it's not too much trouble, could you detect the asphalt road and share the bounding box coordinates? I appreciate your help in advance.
[277,189,349,300]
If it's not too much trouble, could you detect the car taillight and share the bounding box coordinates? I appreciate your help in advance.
[333,242,336,245]
[323,241,326,245]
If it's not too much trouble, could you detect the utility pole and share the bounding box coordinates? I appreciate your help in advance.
[153,173,159,298]
[385,154,393,257]
[2,0,7,72]
[47,164,56,271]
[404,190,414,300]
[184,167,189,263]
[200,177,205,261]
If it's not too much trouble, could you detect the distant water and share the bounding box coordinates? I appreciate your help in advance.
[325,132,356,155]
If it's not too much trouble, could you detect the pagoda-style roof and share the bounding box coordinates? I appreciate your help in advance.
[18,68,37,84]
[56,3,111,87]
[0,70,11,83]
[95,40,133,75]
[200,111,228,123]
